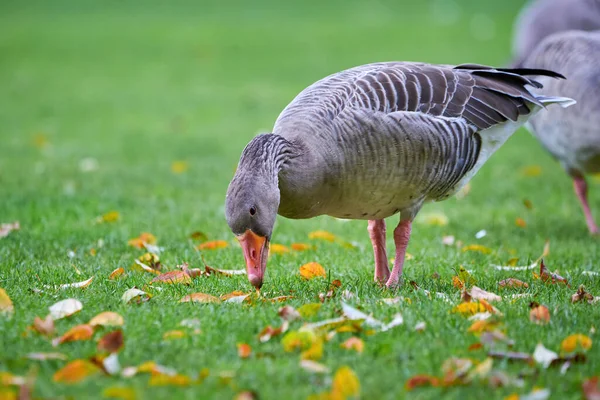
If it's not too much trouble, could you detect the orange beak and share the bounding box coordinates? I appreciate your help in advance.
[237,230,269,289]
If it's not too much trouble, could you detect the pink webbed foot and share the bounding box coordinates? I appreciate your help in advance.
[385,219,412,289]
[368,219,390,284]
[573,176,599,234]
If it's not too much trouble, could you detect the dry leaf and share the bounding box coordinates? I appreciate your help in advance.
[571,285,595,304]
[270,244,290,254]
[452,302,487,316]
[582,377,600,400]
[462,245,493,254]
[308,230,336,242]
[151,270,192,285]
[196,240,228,250]
[331,366,360,399]
[341,303,384,329]
[25,352,67,361]
[109,267,125,280]
[57,276,94,290]
[299,262,326,279]
[98,330,124,353]
[561,334,592,354]
[515,218,527,228]
[180,293,219,303]
[415,322,426,332]
[0,288,14,315]
[533,343,558,368]
[171,160,188,174]
[418,211,449,226]
[234,391,259,400]
[163,330,186,340]
[204,265,246,276]
[127,232,156,249]
[300,360,330,374]
[89,311,124,328]
[488,351,533,363]
[0,221,20,238]
[539,260,569,286]
[442,235,455,246]
[31,315,55,336]
[132,253,161,275]
[189,231,208,241]
[98,211,120,223]
[469,286,502,302]
[148,374,191,386]
[258,321,289,343]
[49,298,83,320]
[498,278,529,289]
[405,375,440,390]
[340,337,364,353]
[52,324,94,346]
[301,337,323,360]
[103,386,136,400]
[53,359,99,383]
[237,343,252,359]
[278,305,301,322]
[298,303,322,318]
[529,303,550,325]
[291,243,314,251]
[467,319,501,335]
[121,288,151,304]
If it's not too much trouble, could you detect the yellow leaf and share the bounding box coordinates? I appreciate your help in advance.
[151,270,192,285]
[331,366,360,400]
[299,262,327,279]
[99,211,120,223]
[270,244,290,255]
[282,331,315,352]
[340,337,364,353]
[451,302,486,316]
[103,386,136,400]
[163,330,186,340]
[419,211,449,226]
[108,267,125,280]
[148,374,191,386]
[504,394,519,400]
[237,343,252,359]
[298,303,322,318]
[58,276,94,290]
[127,232,156,249]
[170,161,189,174]
[461,244,493,254]
[0,288,14,315]
[196,240,228,250]
[53,359,99,383]
[308,230,337,242]
[521,165,542,177]
[179,293,220,303]
[560,334,592,353]
[301,338,324,361]
[53,324,94,346]
[89,311,124,328]
[291,243,314,251]
[467,319,500,335]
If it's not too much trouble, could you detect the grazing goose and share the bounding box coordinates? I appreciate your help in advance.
[520,30,600,234]
[225,62,573,289]
[512,0,600,67]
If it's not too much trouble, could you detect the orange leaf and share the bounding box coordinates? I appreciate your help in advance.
[467,319,500,335]
[561,334,592,353]
[53,324,94,346]
[179,293,220,303]
[308,230,337,242]
[108,267,125,280]
[340,337,364,353]
[299,262,326,280]
[498,278,529,289]
[151,270,192,285]
[452,276,464,290]
[127,232,156,249]
[220,291,251,302]
[53,359,100,383]
[196,240,228,250]
[539,260,569,286]
[237,343,252,359]
[259,322,289,343]
[582,377,600,400]
[89,311,124,328]
[529,303,550,325]
[291,243,314,251]
[515,218,527,228]
[31,315,55,336]
[97,330,124,353]
[405,375,440,391]
[270,244,290,255]
[468,343,483,351]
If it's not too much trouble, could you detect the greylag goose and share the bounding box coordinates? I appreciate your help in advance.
[512,0,600,67]
[519,30,600,234]
[225,62,573,289]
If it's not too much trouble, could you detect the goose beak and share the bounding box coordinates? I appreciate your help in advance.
[237,230,269,289]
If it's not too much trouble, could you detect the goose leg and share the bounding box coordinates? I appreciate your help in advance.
[573,176,599,234]
[386,218,412,288]
[368,219,390,284]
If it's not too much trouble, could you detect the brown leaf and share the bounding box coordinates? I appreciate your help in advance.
[258,321,289,343]
[487,351,533,363]
[196,240,228,250]
[498,278,529,289]
[220,291,251,303]
[151,270,192,285]
[204,265,245,276]
[189,231,208,242]
[278,305,301,322]
[88,312,124,328]
[98,330,124,353]
[299,262,326,279]
[53,359,100,383]
[180,292,220,303]
[0,288,14,315]
[572,285,595,304]
[529,302,551,325]
[340,337,364,353]
[515,218,527,228]
[405,375,440,391]
[31,315,55,337]
[237,343,252,359]
[108,267,125,280]
[539,259,569,286]
[53,324,94,346]
[582,377,600,400]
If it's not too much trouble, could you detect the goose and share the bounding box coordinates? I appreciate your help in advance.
[519,30,600,234]
[512,0,600,68]
[225,62,574,289]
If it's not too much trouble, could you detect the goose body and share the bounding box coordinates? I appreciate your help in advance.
[226,62,573,288]
[520,31,600,233]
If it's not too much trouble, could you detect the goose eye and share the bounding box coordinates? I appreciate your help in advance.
[249,206,257,216]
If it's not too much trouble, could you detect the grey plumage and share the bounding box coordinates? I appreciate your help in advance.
[512,0,600,67]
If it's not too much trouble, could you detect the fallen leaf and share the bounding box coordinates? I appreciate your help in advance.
[523,198,534,209]
[127,232,156,249]
[282,330,315,352]
[452,302,487,316]
[300,360,330,374]
[121,288,151,304]
[418,211,449,226]
[299,262,326,279]
[521,165,543,177]
[270,244,290,254]
[0,288,14,315]
[103,386,136,400]
[415,322,426,332]
[0,372,26,386]
[582,377,600,400]
[493,241,550,271]
[340,337,364,353]
[278,305,301,322]
[237,343,252,359]
[98,330,124,353]
[196,240,228,250]
[163,330,186,340]
[561,334,592,354]
[0,221,20,238]
[234,391,259,400]
[109,267,125,280]
[341,303,384,329]
[442,235,455,246]
[308,230,336,242]
[25,352,67,361]
[539,260,569,286]
[171,160,188,174]
[151,270,192,285]
[298,303,322,318]
[467,357,493,382]
[189,231,208,242]
[259,321,289,343]
[204,265,246,276]
[498,278,529,289]
[488,351,533,363]
[533,343,558,368]
[98,211,120,223]
[515,218,527,228]
[52,324,94,346]
[49,298,83,320]
[53,359,99,383]
[331,366,360,399]
[179,293,219,303]
[31,315,55,336]
[467,319,501,335]
[301,337,324,361]
[529,303,550,325]
[291,243,314,251]
[405,375,440,391]
[89,312,124,328]
[148,374,191,386]
[57,276,94,290]
[462,245,493,254]
[132,253,161,274]
[572,285,595,304]
[469,286,502,302]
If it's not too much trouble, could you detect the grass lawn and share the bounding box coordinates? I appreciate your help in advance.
[1,0,599,399]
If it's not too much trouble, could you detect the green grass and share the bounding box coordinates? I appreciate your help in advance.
[1,0,599,399]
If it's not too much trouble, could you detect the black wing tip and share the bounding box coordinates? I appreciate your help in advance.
[453,63,566,80]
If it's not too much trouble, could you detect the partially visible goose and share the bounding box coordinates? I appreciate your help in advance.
[512,0,600,67]
[520,30,600,234]
[225,62,573,289]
